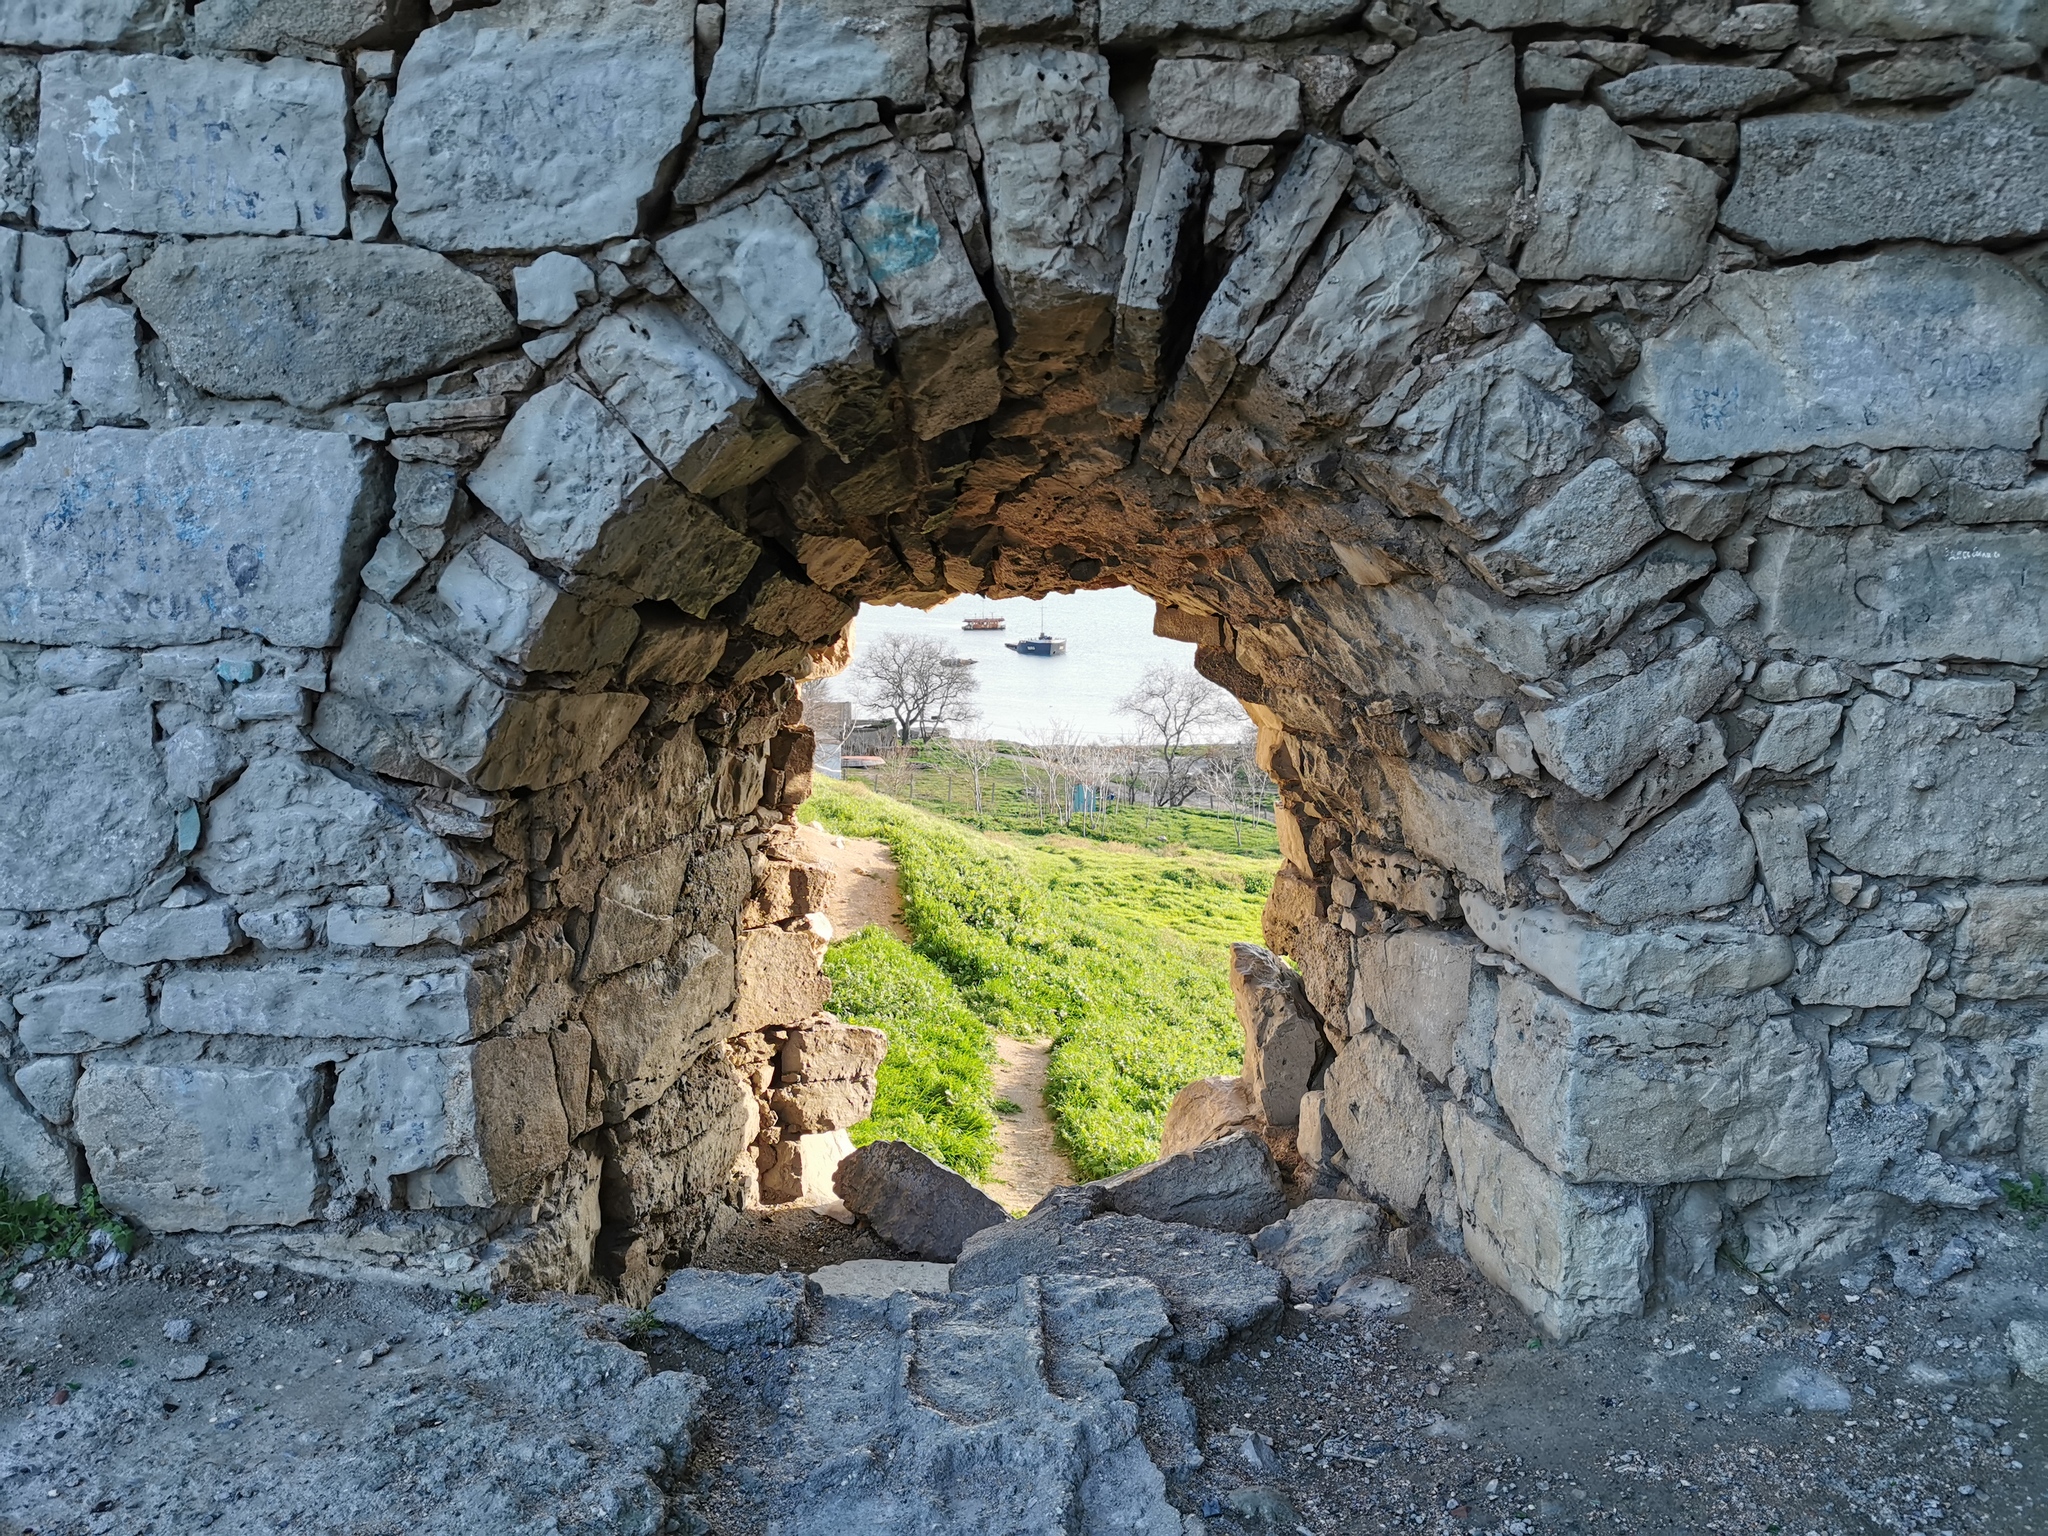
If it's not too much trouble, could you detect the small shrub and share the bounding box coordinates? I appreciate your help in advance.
[454,1289,491,1314]
[0,1184,132,1269]
[2002,1172,2047,1226]
[621,1308,661,1342]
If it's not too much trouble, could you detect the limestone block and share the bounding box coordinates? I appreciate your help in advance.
[1493,976,1831,1185]
[1912,676,2017,723]
[13,1057,76,1125]
[515,254,594,328]
[1743,804,1814,915]
[780,1020,887,1083]
[99,905,240,967]
[386,0,695,252]
[584,842,692,979]
[194,0,410,55]
[195,756,466,901]
[1349,928,1496,1085]
[971,45,1126,370]
[1596,65,1803,122]
[828,142,1001,438]
[1557,785,1755,925]
[14,975,148,1054]
[1324,1031,1441,1220]
[1383,327,1599,539]
[833,1139,1007,1260]
[1229,942,1320,1127]
[1809,0,2048,44]
[651,1269,806,1350]
[576,303,798,497]
[1793,932,1933,1008]
[126,238,516,412]
[1622,249,2048,462]
[1524,637,1740,800]
[0,228,64,404]
[759,1128,853,1204]
[1519,105,1717,283]
[1252,1199,1381,1303]
[1723,80,2048,258]
[331,1036,569,1208]
[1096,1128,1288,1234]
[1750,700,1843,774]
[1098,0,1360,39]
[0,690,171,912]
[1472,459,1663,597]
[1444,1104,1651,1339]
[1953,887,2048,999]
[1824,696,2048,881]
[1159,1075,1258,1158]
[743,858,837,929]
[1747,524,2048,667]
[1440,0,1651,22]
[74,1062,323,1232]
[1461,895,1794,1011]
[35,53,346,236]
[1114,133,1204,399]
[768,1079,874,1134]
[435,538,638,676]
[157,958,485,1042]
[1374,756,1528,897]
[0,1082,77,1203]
[1149,58,1301,143]
[656,195,886,459]
[62,299,145,421]
[0,0,163,45]
[703,0,935,114]
[1342,30,1521,244]
[736,924,830,1033]
[584,936,737,1121]
[624,613,727,688]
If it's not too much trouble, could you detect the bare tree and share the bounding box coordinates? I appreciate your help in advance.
[1198,736,1266,850]
[851,632,979,745]
[1021,721,1083,829]
[1116,663,1237,808]
[950,713,1002,817]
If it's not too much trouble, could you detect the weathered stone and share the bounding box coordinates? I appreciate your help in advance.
[1744,804,1813,915]
[61,299,145,420]
[768,1079,874,1133]
[833,1139,1010,1260]
[624,613,727,689]
[1150,58,1301,143]
[1747,524,2048,667]
[2010,1319,2048,1385]
[1228,942,1320,1127]
[1557,785,1755,925]
[157,958,485,1042]
[1443,1104,1651,1339]
[13,1057,77,1126]
[1810,0,2048,42]
[0,0,164,45]
[0,427,384,647]
[1251,1200,1382,1303]
[75,1062,323,1232]
[1349,928,1496,1085]
[972,45,1127,372]
[1793,931,1933,1008]
[1343,31,1521,244]
[386,0,695,252]
[1750,700,1844,774]
[1472,459,1663,597]
[1099,0,1360,39]
[1114,133,1205,399]
[704,0,934,113]
[1373,755,1529,897]
[759,1128,853,1204]
[14,975,148,1056]
[468,383,761,613]
[598,1051,751,1282]
[36,53,346,236]
[810,1258,952,1298]
[650,1268,806,1350]
[1462,895,1795,1011]
[0,690,171,913]
[1623,249,2048,462]
[126,238,515,412]
[1524,638,1741,800]
[0,228,64,405]
[99,905,240,967]
[736,925,829,1032]
[1440,0,1651,22]
[1596,65,1803,122]
[1159,1075,1259,1158]
[657,195,886,459]
[435,538,639,677]
[1095,1129,1287,1235]
[1492,976,1831,1184]
[1824,696,2048,881]
[1324,1031,1441,1220]
[194,0,408,54]
[1519,105,1717,283]
[1953,887,2048,999]
[0,1083,77,1203]
[584,936,737,1121]
[1912,676,2016,723]
[780,1019,887,1083]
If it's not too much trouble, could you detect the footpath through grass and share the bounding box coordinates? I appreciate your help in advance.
[804,779,1268,1179]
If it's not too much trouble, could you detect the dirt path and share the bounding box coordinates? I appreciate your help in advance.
[795,820,908,941]
[984,1036,1078,1214]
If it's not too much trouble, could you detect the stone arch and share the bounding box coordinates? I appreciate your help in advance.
[1,0,2044,1331]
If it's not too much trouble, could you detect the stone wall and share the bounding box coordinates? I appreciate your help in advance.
[0,0,2042,1328]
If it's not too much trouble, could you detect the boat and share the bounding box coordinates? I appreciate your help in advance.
[941,655,977,667]
[1005,633,1066,656]
[961,615,1005,631]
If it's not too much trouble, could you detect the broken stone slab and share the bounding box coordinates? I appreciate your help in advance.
[1342,29,1521,244]
[651,1267,807,1350]
[780,1018,888,1082]
[0,0,168,45]
[1439,0,1653,24]
[1251,1199,1383,1303]
[1461,895,1794,1011]
[1524,637,1740,800]
[1622,248,2048,462]
[1114,132,1205,400]
[1349,928,1497,1086]
[811,1258,953,1298]
[704,0,935,113]
[832,1139,1010,1260]
[126,238,516,412]
[1744,803,1814,916]
[1471,458,1663,597]
[1092,1129,1287,1235]
[1324,1030,1441,1220]
[2009,1319,2048,1385]
[193,0,412,55]
[1518,104,1717,283]
[0,689,172,913]
[1534,720,1727,872]
[971,44,1127,375]
[157,958,490,1043]
[74,1061,325,1232]
[769,1079,875,1134]
[0,1080,78,1203]
[98,905,240,967]
[1792,930,1933,1009]
[1098,0,1360,40]
[1722,79,2048,258]
[1149,57,1302,143]
[1371,754,1530,898]
[584,938,738,1121]
[1750,699,1844,774]
[1443,1104,1651,1340]
[0,427,385,647]
[1555,784,1756,925]
[759,1128,854,1205]
[1810,0,2048,42]
[1595,64,1804,121]
[656,194,887,460]
[62,298,146,421]
[583,842,694,979]
[1747,523,2048,667]
[434,537,640,677]
[13,1057,77,1125]
[0,228,65,405]
[1952,886,2048,999]
[953,1187,1286,1362]
[1492,975,1832,1184]
[1158,1074,1258,1158]
[386,0,695,252]
[735,925,830,1033]
[13,975,148,1055]
[38,52,343,235]
[467,382,762,614]
[1824,695,2048,882]
[1229,942,1321,1127]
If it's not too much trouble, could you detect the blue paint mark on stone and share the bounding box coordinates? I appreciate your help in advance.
[176,803,202,854]
[215,658,258,684]
[856,207,940,281]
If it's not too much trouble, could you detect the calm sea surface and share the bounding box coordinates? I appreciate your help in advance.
[837,587,1217,742]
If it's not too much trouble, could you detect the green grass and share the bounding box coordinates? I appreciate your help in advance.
[804,779,1260,1179]
[0,1184,132,1285]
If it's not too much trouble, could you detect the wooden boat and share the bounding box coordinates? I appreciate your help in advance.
[941,655,977,667]
[961,615,1005,631]
[1004,633,1066,656]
